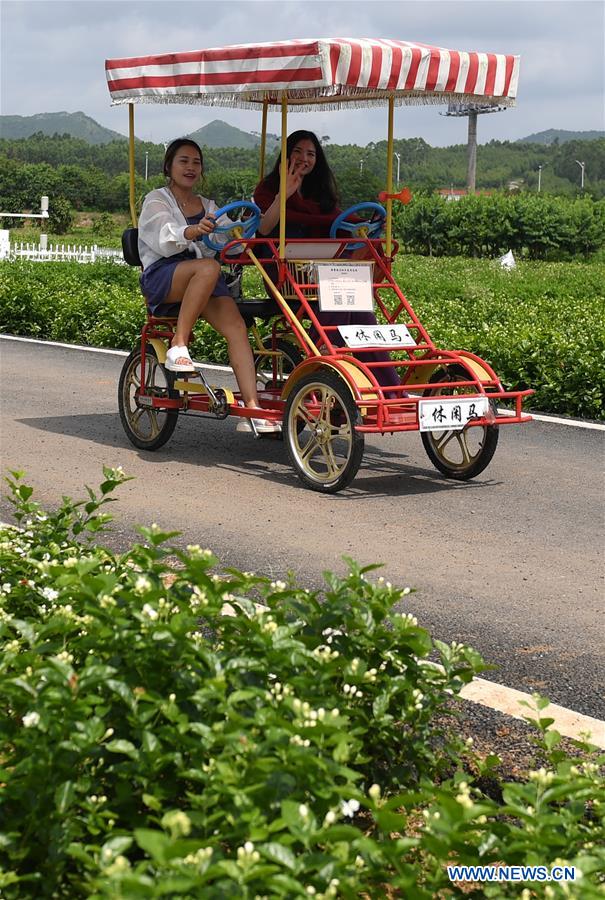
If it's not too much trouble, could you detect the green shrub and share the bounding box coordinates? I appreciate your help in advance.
[92,212,117,240]
[0,472,604,898]
[394,194,605,260]
[391,255,605,418]
[47,195,74,235]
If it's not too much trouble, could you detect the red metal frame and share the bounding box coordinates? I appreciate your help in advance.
[215,236,533,432]
[135,235,532,434]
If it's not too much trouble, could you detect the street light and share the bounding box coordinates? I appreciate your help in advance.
[145,151,149,181]
[575,160,585,189]
[537,164,543,192]
[394,151,401,186]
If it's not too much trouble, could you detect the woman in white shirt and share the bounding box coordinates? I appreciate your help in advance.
[137,138,279,433]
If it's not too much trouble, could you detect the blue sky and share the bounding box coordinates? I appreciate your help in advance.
[1,0,604,146]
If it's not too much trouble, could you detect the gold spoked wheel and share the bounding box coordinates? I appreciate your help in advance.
[284,371,364,493]
[118,345,179,450]
[421,364,499,480]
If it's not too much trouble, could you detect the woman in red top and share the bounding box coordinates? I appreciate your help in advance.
[253,131,400,389]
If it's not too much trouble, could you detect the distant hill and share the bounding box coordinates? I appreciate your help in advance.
[0,112,126,144]
[517,129,604,145]
[187,119,280,149]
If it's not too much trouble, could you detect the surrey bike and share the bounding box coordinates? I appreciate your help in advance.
[106,37,531,493]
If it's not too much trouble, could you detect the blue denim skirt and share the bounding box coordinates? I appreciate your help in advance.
[141,251,229,316]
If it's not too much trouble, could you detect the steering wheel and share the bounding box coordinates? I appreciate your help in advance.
[329,202,387,250]
[202,200,261,253]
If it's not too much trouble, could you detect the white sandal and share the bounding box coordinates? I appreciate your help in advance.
[165,345,195,373]
[236,404,281,434]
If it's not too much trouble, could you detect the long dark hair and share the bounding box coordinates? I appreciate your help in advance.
[264,130,338,212]
[163,138,204,177]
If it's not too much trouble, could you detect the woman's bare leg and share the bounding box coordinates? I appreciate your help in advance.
[166,258,221,358]
[203,295,260,408]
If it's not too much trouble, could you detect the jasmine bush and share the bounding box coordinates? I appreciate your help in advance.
[0,471,603,898]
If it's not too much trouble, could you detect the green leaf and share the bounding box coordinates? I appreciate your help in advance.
[55,780,75,814]
[134,828,169,863]
[106,678,135,709]
[260,842,297,871]
[103,835,134,856]
[106,739,139,759]
[142,793,162,812]
[142,730,160,754]
[376,808,406,833]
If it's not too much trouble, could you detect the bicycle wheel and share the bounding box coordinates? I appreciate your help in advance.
[421,363,499,480]
[254,337,303,390]
[284,370,364,493]
[118,345,179,450]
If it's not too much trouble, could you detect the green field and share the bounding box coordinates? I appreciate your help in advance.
[0,254,603,418]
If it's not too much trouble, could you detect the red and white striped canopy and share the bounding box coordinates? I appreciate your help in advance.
[106,37,519,110]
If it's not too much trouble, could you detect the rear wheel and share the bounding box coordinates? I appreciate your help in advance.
[118,345,179,450]
[284,371,364,493]
[421,363,498,480]
[254,338,303,390]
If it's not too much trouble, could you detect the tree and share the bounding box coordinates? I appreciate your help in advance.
[47,196,74,234]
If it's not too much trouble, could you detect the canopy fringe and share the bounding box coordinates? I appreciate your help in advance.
[110,89,516,112]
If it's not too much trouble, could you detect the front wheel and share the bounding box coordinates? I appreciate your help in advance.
[284,371,365,493]
[420,364,499,480]
[118,345,179,450]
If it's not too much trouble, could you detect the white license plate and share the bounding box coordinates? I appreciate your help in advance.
[419,397,489,432]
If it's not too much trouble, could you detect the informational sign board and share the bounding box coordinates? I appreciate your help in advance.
[418,396,490,432]
[316,262,374,312]
[337,323,416,348]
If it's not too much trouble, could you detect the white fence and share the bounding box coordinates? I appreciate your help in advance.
[2,241,125,265]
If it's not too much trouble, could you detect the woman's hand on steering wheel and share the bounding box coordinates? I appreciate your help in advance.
[202,200,261,253]
[329,202,387,250]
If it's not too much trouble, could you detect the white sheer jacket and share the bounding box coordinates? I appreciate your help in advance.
[137,187,241,270]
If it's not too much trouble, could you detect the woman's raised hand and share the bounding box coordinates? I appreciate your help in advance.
[284,158,304,198]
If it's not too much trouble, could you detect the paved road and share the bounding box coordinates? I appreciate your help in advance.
[2,338,603,718]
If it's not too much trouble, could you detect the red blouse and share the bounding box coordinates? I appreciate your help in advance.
[253,179,341,239]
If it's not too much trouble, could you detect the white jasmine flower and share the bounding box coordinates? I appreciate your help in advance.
[340,798,360,818]
[23,711,40,728]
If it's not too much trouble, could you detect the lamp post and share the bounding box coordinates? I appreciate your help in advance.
[537,164,543,192]
[575,160,585,190]
[394,151,401,186]
[359,158,364,175]
[145,151,149,181]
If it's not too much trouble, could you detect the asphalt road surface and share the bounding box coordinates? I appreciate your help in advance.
[2,338,603,719]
